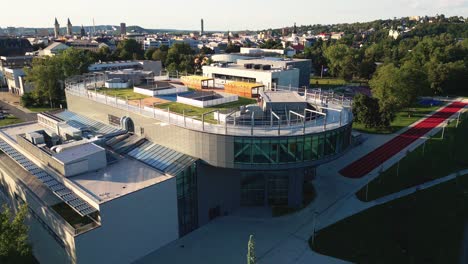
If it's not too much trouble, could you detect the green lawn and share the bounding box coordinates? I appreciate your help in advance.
[155,97,256,123]
[272,181,316,217]
[311,174,468,264]
[51,202,94,228]
[356,113,468,201]
[353,103,441,134]
[96,88,149,100]
[0,115,22,127]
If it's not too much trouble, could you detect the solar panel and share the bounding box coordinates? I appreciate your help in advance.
[0,139,97,217]
[54,110,122,135]
[127,140,196,176]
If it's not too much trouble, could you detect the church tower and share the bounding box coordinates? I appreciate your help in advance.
[54,18,60,38]
[67,18,73,36]
[80,25,86,37]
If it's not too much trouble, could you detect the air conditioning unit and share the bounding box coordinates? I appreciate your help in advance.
[262,65,271,70]
[253,64,262,70]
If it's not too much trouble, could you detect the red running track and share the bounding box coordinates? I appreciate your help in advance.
[340,101,467,178]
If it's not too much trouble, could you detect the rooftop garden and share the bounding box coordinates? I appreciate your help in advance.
[96,88,149,100]
[154,97,256,124]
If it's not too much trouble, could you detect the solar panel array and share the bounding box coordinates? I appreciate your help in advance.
[127,141,196,176]
[0,139,97,216]
[54,110,121,135]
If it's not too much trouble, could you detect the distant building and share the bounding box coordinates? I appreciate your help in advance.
[88,60,162,74]
[38,42,69,57]
[120,22,127,36]
[200,18,204,35]
[0,38,34,56]
[54,18,60,38]
[66,18,73,36]
[0,56,33,91]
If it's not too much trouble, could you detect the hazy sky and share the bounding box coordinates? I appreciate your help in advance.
[1,0,467,31]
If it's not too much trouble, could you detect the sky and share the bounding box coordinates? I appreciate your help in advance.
[1,0,467,31]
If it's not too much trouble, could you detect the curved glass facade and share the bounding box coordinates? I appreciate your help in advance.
[234,124,352,165]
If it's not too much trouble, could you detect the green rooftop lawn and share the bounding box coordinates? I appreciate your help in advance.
[0,115,22,127]
[52,202,94,228]
[356,113,468,201]
[154,97,256,123]
[353,103,441,134]
[96,88,149,100]
[312,174,468,264]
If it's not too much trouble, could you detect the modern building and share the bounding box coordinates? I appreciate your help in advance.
[0,68,352,263]
[236,58,312,88]
[87,60,162,74]
[64,73,353,227]
[0,56,33,94]
[202,57,311,90]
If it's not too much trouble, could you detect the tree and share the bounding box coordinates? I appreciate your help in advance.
[151,49,168,65]
[0,204,33,263]
[323,44,357,80]
[24,48,94,107]
[144,47,157,60]
[165,43,195,73]
[247,235,256,264]
[115,39,144,60]
[225,43,240,54]
[352,94,381,128]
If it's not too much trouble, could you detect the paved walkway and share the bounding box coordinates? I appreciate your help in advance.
[0,91,36,121]
[135,98,467,264]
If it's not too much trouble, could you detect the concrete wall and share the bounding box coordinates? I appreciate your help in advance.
[74,177,179,264]
[176,94,238,108]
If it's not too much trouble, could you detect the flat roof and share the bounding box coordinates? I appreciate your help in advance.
[181,75,214,82]
[53,142,105,164]
[261,90,305,103]
[69,157,173,203]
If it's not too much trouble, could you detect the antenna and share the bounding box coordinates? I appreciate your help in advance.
[93,18,96,37]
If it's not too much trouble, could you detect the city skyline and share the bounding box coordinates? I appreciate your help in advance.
[1,0,467,31]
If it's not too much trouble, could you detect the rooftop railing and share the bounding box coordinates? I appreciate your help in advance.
[65,74,353,137]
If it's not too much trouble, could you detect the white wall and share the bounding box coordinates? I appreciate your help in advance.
[74,177,179,264]
[176,94,238,108]
[134,86,188,97]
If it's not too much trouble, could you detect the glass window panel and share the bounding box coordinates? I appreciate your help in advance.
[304,136,312,161]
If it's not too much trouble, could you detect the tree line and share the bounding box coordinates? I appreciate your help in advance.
[295,20,468,129]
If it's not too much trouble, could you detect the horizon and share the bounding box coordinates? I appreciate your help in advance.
[1,0,467,31]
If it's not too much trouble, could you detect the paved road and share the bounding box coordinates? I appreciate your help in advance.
[0,100,36,122]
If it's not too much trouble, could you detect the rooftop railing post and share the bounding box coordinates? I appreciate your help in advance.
[278,117,281,136]
[323,113,327,131]
[303,109,307,134]
[217,110,220,125]
[183,109,186,127]
[153,104,156,118]
[139,99,142,114]
[126,96,129,112]
[251,112,254,136]
[202,114,205,131]
[270,109,273,127]
[339,111,342,126]
[167,107,170,123]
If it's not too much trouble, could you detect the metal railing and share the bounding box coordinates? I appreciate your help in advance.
[65,75,353,137]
